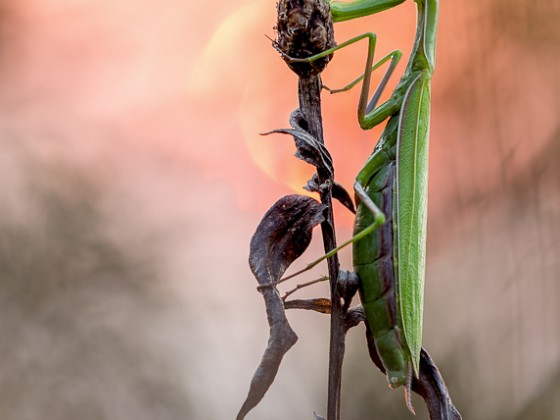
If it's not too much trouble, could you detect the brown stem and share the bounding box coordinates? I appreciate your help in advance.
[282,276,329,301]
[298,74,345,420]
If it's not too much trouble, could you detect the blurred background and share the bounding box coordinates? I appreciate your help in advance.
[0,0,559,419]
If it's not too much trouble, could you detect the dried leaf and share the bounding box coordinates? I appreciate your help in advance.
[304,174,355,214]
[263,109,334,182]
[249,194,326,283]
[412,349,462,420]
[303,173,321,193]
[344,305,365,331]
[284,298,332,313]
[365,328,462,420]
[332,181,355,214]
[337,270,359,311]
[237,195,326,420]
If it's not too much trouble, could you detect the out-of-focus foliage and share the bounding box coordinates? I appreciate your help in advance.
[0,0,558,419]
[0,152,195,420]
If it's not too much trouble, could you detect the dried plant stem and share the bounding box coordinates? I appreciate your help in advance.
[282,276,329,301]
[298,75,345,420]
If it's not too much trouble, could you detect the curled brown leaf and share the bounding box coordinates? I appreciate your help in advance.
[237,195,326,420]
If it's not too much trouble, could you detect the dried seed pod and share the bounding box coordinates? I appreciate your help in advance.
[275,0,336,77]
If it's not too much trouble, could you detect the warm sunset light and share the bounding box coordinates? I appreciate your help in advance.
[190,0,324,198]
[187,0,421,210]
[1,0,559,419]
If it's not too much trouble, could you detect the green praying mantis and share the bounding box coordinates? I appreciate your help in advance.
[280,0,439,401]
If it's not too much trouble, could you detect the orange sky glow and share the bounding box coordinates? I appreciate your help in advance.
[2,1,560,419]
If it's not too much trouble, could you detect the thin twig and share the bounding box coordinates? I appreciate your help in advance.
[282,276,329,301]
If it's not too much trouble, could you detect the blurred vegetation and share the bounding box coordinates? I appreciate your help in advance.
[0,154,194,420]
[0,0,558,419]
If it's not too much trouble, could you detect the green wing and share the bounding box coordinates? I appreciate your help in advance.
[395,70,431,376]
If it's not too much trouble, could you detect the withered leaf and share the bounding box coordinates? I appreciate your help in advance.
[365,327,462,420]
[337,270,359,311]
[303,173,356,202]
[305,174,355,214]
[412,349,462,420]
[263,109,333,182]
[304,174,354,213]
[237,195,326,420]
[249,194,326,283]
[331,181,355,214]
[284,298,332,314]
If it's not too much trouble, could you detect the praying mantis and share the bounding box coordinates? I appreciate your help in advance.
[280,0,439,401]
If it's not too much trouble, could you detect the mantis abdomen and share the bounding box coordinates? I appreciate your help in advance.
[353,145,409,388]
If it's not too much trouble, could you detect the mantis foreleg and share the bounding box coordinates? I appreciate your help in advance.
[279,32,402,121]
[330,0,406,22]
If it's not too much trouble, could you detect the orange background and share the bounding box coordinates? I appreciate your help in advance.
[0,1,559,419]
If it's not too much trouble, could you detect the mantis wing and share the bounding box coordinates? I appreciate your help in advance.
[396,70,431,376]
